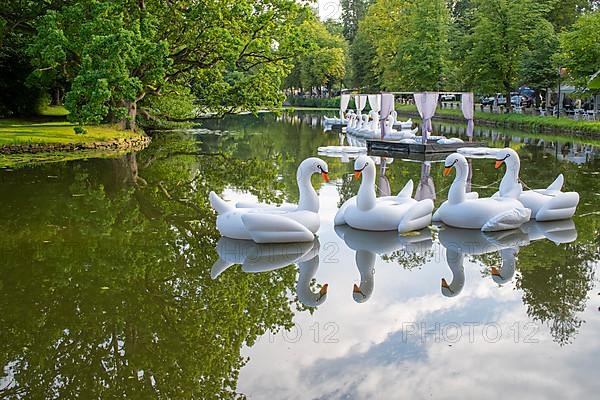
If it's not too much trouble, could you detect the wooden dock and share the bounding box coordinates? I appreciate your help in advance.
[367,139,485,158]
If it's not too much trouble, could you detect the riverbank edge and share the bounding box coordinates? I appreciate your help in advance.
[279,105,600,138]
[394,108,599,139]
[0,134,151,155]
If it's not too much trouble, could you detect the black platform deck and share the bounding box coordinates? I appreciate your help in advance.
[367,139,484,157]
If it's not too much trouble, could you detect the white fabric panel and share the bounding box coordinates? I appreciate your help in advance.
[414,92,439,142]
[368,94,381,113]
[355,95,367,115]
[461,92,475,138]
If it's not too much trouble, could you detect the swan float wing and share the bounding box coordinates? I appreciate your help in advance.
[481,207,531,232]
[241,213,315,243]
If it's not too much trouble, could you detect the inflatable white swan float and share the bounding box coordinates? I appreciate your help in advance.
[209,157,329,243]
[335,225,432,303]
[335,155,434,232]
[494,148,579,221]
[211,238,328,307]
[433,153,531,231]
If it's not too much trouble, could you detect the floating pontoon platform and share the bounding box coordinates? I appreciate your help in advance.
[367,140,485,158]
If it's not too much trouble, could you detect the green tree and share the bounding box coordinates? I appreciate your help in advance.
[558,10,600,87]
[284,20,348,96]
[464,0,550,108]
[340,0,371,42]
[357,0,449,91]
[518,20,559,103]
[24,0,314,128]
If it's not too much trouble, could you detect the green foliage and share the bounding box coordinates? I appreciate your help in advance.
[283,19,348,94]
[356,0,449,91]
[519,19,559,91]
[463,0,548,98]
[141,84,197,122]
[73,125,87,135]
[3,0,315,124]
[349,29,379,90]
[286,96,347,108]
[340,0,371,41]
[558,10,600,87]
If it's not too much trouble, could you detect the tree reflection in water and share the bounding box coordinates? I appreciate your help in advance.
[0,133,303,398]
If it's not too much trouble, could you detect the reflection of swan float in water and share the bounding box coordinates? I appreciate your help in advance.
[335,155,434,233]
[335,225,432,303]
[433,153,531,231]
[323,110,354,126]
[437,219,577,297]
[438,227,529,296]
[209,158,329,243]
[494,148,580,221]
[211,237,328,307]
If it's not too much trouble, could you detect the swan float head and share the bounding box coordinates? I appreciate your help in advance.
[494,148,519,170]
[298,157,329,183]
[443,153,469,178]
[353,155,375,180]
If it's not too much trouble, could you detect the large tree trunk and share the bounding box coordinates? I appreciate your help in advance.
[51,87,61,106]
[119,100,138,131]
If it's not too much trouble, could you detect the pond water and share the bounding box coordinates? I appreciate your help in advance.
[0,111,599,399]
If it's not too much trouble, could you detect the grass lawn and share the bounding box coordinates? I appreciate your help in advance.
[0,119,142,145]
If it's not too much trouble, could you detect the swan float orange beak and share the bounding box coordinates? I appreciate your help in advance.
[495,160,504,169]
[354,170,362,180]
[321,172,330,182]
[353,283,361,293]
[441,278,450,289]
[443,166,452,176]
[318,283,328,300]
[491,267,501,276]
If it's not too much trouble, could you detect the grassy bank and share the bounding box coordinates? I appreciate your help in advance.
[395,104,600,137]
[0,120,141,145]
[0,119,147,168]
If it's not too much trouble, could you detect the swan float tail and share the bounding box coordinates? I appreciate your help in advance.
[396,179,414,200]
[209,191,234,215]
[534,191,579,221]
[398,199,434,233]
[546,174,564,192]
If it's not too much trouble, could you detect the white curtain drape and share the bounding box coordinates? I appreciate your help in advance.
[461,92,474,138]
[340,94,351,120]
[355,95,367,115]
[414,92,439,142]
[379,93,395,139]
[368,94,381,113]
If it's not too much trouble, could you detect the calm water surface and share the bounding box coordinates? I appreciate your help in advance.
[1,111,599,399]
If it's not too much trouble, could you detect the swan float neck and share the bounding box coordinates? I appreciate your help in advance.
[355,157,376,211]
[297,157,329,212]
[444,155,469,204]
[496,148,521,198]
